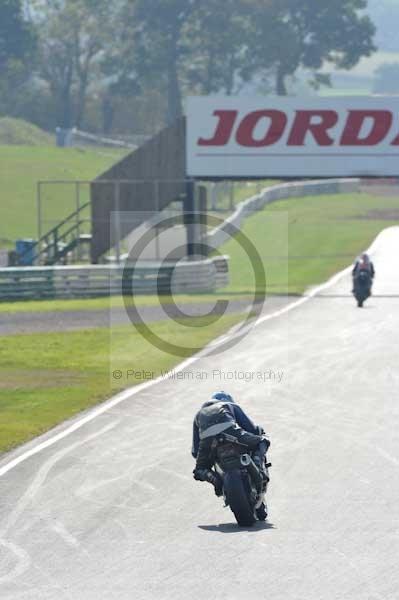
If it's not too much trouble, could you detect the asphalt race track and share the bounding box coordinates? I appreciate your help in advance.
[1,227,399,600]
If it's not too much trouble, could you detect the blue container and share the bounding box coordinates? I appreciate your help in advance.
[16,239,36,266]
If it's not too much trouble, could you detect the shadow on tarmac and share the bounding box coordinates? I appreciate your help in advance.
[198,521,275,534]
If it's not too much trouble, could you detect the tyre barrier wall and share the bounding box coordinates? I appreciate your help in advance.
[206,178,361,248]
[0,257,230,301]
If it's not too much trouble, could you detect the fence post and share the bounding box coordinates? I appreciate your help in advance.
[229,182,235,210]
[211,183,217,211]
[37,182,42,265]
[76,182,81,261]
[155,180,161,261]
[184,180,196,259]
[114,181,122,265]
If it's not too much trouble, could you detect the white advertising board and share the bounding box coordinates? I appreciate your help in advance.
[186,96,399,178]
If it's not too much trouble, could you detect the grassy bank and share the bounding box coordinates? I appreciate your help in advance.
[0,145,126,245]
[0,118,53,146]
[0,314,241,454]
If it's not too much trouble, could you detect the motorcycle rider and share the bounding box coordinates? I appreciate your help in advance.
[352,253,375,293]
[192,392,270,497]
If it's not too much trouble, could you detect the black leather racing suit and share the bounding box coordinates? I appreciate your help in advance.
[192,400,270,487]
[352,260,375,279]
[352,260,375,293]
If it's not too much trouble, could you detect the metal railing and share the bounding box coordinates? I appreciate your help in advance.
[18,200,91,266]
[0,257,230,301]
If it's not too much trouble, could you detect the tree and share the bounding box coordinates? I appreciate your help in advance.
[0,0,35,69]
[132,0,199,124]
[0,0,36,113]
[36,0,114,129]
[185,0,259,95]
[132,0,263,123]
[96,0,141,133]
[132,0,376,122]
[250,0,376,95]
[6,0,377,133]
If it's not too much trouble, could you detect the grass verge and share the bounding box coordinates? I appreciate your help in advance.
[219,192,399,295]
[0,293,239,314]
[0,314,241,454]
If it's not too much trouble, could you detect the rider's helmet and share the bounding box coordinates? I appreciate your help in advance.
[358,253,371,270]
[211,391,234,403]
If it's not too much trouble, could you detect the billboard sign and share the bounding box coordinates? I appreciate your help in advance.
[186,96,399,178]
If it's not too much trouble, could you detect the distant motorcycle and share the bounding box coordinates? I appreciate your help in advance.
[213,432,270,527]
[353,270,372,308]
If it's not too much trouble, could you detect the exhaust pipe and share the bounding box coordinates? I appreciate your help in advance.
[240,454,263,490]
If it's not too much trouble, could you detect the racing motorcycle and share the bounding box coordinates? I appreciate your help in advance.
[213,432,270,527]
[353,270,372,308]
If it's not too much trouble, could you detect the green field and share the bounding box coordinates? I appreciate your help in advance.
[0,145,126,246]
[0,314,241,454]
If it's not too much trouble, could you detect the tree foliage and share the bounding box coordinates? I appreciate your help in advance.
[132,0,376,120]
[0,0,35,67]
[35,0,115,128]
[0,0,378,132]
[249,0,376,94]
[0,0,36,114]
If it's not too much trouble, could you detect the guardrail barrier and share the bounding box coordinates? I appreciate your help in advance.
[0,257,229,301]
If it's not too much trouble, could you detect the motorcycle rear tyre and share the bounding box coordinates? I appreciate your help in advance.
[224,470,256,527]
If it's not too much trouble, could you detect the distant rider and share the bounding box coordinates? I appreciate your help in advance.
[192,392,270,497]
[352,253,375,292]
